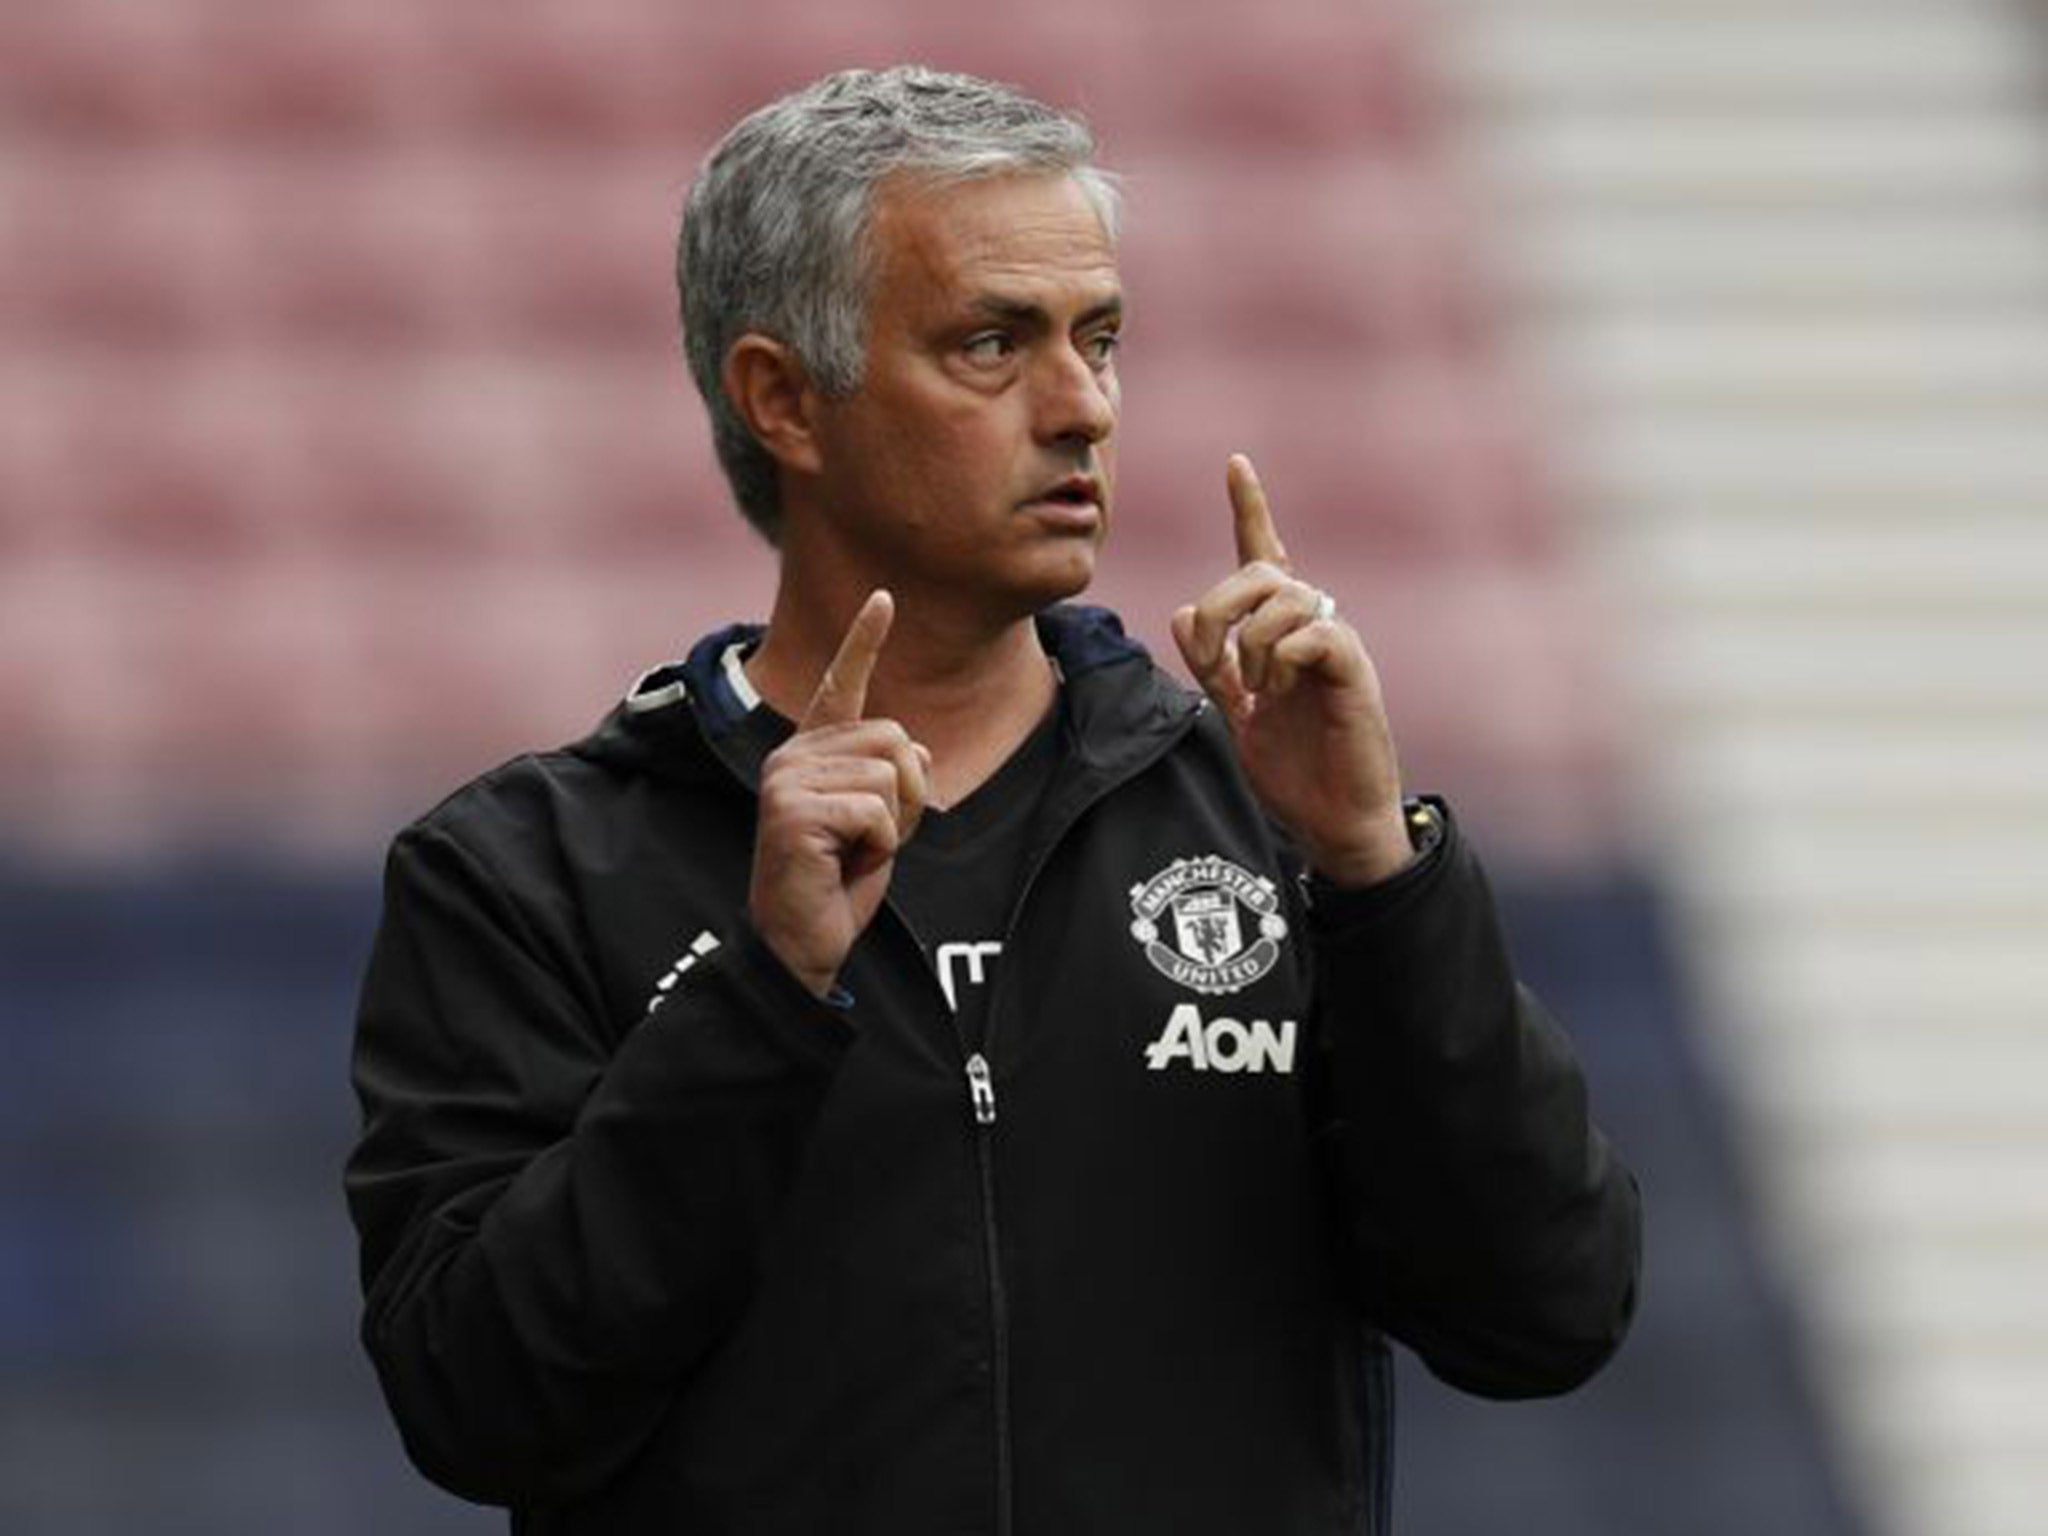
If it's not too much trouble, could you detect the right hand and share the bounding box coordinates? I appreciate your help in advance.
[749,590,931,998]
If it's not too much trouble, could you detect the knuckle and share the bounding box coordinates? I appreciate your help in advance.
[859,795,900,839]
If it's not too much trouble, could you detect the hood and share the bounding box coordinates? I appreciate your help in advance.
[569,604,1204,793]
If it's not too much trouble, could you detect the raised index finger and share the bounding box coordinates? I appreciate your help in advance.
[1228,453,1290,571]
[800,589,894,730]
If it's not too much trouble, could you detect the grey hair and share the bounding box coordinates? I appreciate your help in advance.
[677,65,1121,542]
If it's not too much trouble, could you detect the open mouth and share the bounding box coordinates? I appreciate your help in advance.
[1024,475,1103,514]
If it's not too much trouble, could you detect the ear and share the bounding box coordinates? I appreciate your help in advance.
[723,334,824,479]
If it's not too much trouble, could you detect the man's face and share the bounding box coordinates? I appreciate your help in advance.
[803,172,1122,616]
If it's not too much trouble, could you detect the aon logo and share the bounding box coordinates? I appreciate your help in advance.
[1143,1003,1297,1075]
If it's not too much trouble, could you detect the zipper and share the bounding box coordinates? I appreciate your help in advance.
[874,904,1014,1534]
[966,1052,997,1125]
[700,647,1202,1534]
[954,696,1202,1536]
[865,694,1202,1536]
[964,1049,1012,1535]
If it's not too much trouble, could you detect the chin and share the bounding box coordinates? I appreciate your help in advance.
[1031,537,1103,601]
[979,550,1098,621]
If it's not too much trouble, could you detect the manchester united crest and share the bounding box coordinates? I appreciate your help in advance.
[1128,855,1288,995]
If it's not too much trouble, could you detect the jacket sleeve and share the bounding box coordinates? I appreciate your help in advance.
[344,820,855,1506]
[1307,800,1642,1399]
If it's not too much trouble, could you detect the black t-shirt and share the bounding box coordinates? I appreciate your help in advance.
[729,664,1063,1047]
[888,695,1063,1047]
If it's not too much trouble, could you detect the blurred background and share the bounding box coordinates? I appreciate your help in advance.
[2,1,2042,1532]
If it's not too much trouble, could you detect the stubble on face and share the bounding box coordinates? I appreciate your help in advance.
[798,173,1123,621]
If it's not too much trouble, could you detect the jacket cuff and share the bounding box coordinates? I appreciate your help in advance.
[1304,794,1459,935]
[704,922,862,1062]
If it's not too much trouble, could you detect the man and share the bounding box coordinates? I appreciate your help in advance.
[347,65,1639,1535]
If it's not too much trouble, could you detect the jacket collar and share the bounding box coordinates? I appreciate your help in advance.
[575,604,1204,793]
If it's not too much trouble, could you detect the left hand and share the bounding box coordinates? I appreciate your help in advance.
[1171,454,1413,888]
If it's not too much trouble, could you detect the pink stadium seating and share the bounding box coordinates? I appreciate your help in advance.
[0,9,199,140]
[1,0,1615,859]
[1122,160,1492,359]
[34,380,275,561]
[1116,355,1558,564]
[478,162,682,349]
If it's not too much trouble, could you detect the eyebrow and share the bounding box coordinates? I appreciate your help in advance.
[962,292,1124,330]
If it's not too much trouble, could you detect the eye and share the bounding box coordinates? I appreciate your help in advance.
[1083,329,1122,368]
[962,331,1015,366]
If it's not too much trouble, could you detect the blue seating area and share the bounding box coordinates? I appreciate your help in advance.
[0,860,1862,1534]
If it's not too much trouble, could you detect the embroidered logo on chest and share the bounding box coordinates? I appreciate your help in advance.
[1127,855,1287,996]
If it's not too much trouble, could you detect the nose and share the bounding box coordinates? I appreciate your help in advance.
[1033,341,1117,448]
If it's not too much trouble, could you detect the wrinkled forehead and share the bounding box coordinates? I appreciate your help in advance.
[866,172,1120,310]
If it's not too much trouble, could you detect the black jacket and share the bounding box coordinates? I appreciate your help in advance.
[346,604,1640,1535]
